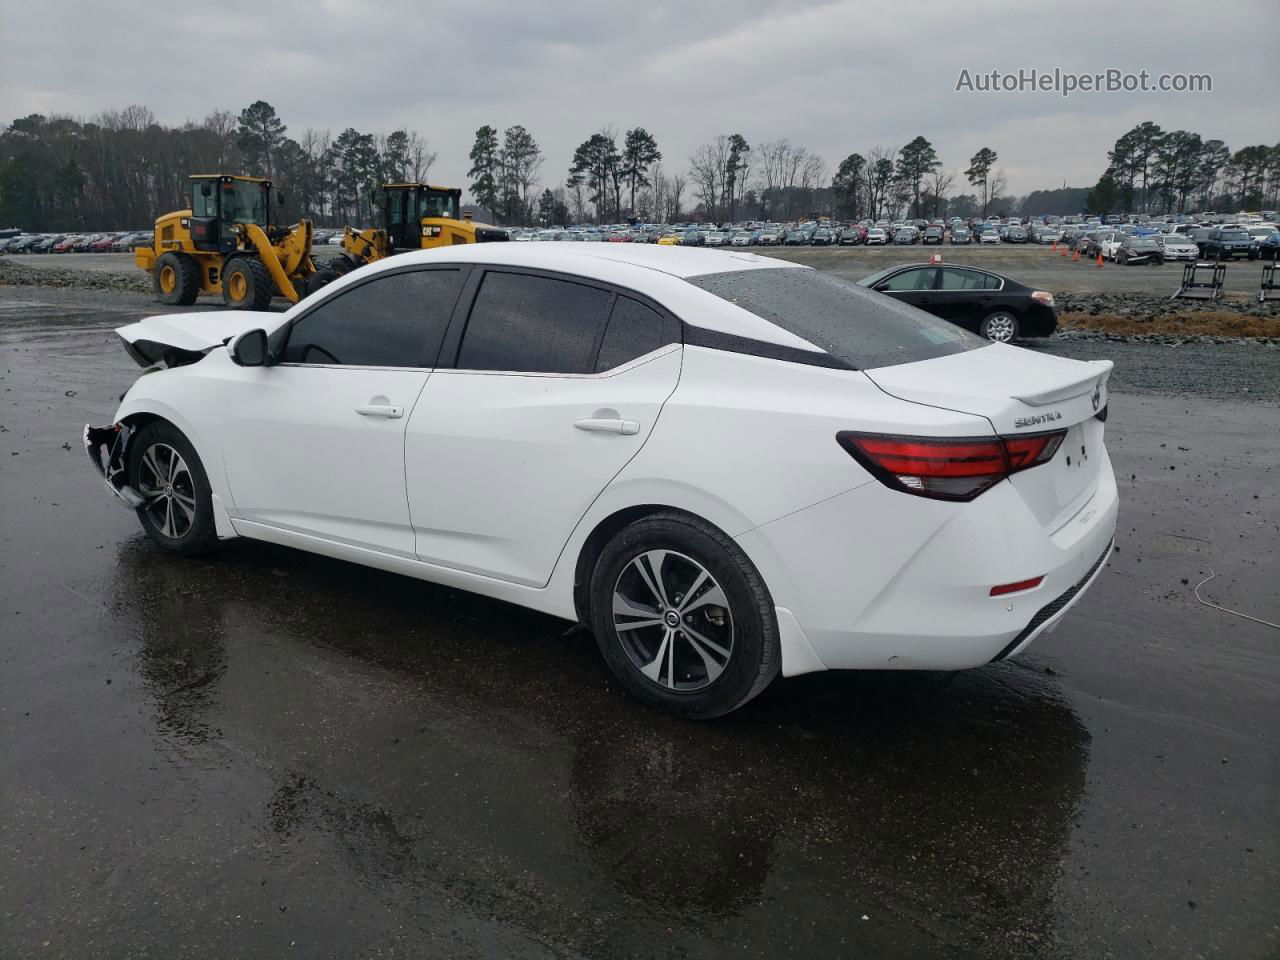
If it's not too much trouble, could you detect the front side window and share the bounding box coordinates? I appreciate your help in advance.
[282,269,461,367]
[422,189,460,220]
[219,181,268,225]
[456,271,613,374]
[879,267,937,292]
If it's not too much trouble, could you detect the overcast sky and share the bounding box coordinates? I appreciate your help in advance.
[1,0,1271,199]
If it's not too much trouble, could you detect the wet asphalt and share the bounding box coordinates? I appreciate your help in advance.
[1,287,1278,959]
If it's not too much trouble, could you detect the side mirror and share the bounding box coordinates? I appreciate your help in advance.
[276,190,287,206]
[200,183,213,197]
[874,282,889,292]
[229,328,269,367]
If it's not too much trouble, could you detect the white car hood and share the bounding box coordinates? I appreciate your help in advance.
[117,310,281,354]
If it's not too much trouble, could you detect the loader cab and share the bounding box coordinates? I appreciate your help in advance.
[381,183,463,251]
[188,175,271,252]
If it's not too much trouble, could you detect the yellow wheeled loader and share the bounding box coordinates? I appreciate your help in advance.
[135,175,317,310]
[311,183,507,291]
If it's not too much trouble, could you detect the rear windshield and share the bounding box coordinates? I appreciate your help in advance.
[688,268,985,370]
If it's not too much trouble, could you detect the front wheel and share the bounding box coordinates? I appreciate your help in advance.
[589,512,780,719]
[126,421,219,555]
[222,257,273,310]
[980,310,1020,343]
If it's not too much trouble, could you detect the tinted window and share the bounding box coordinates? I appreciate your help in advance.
[283,269,460,366]
[939,267,993,291]
[880,268,936,292]
[457,271,613,374]
[595,297,679,372]
[688,268,984,370]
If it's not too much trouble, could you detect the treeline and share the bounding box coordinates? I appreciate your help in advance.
[1086,122,1280,215]
[0,102,438,231]
[3,101,1277,232]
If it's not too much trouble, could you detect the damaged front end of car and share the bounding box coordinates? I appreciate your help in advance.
[84,421,145,508]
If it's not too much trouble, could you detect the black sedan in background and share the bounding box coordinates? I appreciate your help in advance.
[858,262,1057,342]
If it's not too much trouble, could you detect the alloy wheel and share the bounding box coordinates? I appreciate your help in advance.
[612,550,734,692]
[137,442,197,539]
[984,313,1017,342]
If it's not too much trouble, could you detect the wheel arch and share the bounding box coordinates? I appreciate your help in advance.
[113,407,236,539]
[571,503,752,626]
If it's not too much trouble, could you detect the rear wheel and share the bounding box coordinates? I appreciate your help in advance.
[980,310,1020,343]
[154,252,200,306]
[589,512,780,719]
[222,257,273,310]
[126,421,219,556]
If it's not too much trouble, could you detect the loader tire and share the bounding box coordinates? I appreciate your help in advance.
[322,254,359,276]
[304,267,342,298]
[222,257,273,311]
[154,252,200,306]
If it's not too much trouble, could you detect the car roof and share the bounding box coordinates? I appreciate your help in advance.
[294,241,821,353]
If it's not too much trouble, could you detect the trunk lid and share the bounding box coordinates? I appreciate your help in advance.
[866,344,1112,530]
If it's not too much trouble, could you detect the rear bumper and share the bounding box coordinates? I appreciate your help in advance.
[737,451,1119,674]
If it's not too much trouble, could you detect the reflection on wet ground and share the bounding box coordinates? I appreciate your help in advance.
[98,535,1090,957]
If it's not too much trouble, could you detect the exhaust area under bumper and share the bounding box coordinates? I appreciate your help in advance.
[83,422,145,508]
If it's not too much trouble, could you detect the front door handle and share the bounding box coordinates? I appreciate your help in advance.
[574,417,640,436]
[355,404,404,419]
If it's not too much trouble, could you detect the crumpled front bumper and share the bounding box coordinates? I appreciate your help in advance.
[84,422,144,508]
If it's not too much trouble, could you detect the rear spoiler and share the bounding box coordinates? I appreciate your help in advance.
[1011,360,1113,407]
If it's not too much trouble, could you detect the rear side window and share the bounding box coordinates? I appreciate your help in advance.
[939,267,1000,291]
[457,271,613,374]
[688,268,984,370]
[595,296,679,372]
[283,269,460,366]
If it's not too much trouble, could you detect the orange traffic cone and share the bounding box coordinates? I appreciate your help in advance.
[1051,240,1058,252]
[1060,243,1068,256]
[1096,252,1104,268]
[1072,249,1080,262]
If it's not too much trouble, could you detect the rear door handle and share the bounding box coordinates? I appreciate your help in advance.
[574,417,640,436]
[355,404,404,419]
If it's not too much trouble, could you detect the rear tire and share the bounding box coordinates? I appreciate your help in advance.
[222,256,273,311]
[979,310,1020,343]
[154,252,200,306]
[304,268,341,297]
[126,421,219,556]
[589,511,780,719]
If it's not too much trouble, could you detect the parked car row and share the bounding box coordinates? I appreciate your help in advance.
[0,230,152,254]
[1060,220,1279,263]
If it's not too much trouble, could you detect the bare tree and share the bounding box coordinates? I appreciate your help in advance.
[668,172,687,222]
[689,136,732,222]
[928,168,956,217]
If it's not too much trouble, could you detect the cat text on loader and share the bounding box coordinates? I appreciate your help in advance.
[313,183,507,289]
[135,175,317,310]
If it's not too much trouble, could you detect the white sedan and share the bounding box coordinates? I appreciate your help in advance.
[85,244,1118,718]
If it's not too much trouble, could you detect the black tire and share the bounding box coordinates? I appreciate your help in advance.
[126,421,219,556]
[588,511,780,719]
[154,252,200,306]
[979,310,1020,343]
[222,256,273,310]
[304,267,341,297]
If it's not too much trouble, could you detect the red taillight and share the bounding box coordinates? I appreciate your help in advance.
[836,429,1066,501]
